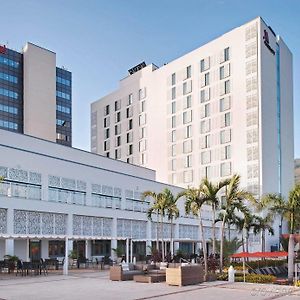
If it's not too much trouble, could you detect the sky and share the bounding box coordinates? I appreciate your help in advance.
[0,0,299,156]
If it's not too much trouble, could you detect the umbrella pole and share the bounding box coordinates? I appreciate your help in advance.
[243,257,246,283]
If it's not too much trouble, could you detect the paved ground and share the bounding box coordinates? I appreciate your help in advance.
[0,270,299,300]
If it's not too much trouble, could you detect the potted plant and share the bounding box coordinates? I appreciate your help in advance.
[4,255,19,273]
[112,247,124,263]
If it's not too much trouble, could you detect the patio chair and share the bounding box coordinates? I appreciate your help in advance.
[40,259,48,276]
[16,260,24,276]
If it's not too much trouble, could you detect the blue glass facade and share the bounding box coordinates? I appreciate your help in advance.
[0,45,72,147]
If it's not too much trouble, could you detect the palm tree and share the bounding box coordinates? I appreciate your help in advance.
[141,191,164,255]
[183,187,208,277]
[258,185,300,283]
[162,188,181,257]
[253,214,274,252]
[219,174,255,273]
[200,178,229,256]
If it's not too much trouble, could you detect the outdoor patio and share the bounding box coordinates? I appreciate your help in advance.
[0,269,299,300]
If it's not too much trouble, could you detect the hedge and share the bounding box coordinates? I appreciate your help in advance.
[217,273,276,283]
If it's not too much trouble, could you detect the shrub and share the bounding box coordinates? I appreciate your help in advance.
[217,273,276,283]
[295,280,300,287]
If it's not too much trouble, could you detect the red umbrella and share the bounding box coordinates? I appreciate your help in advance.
[231,251,288,258]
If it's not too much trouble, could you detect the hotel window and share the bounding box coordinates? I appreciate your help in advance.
[139,87,146,100]
[171,87,176,100]
[140,153,146,165]
[128,93,133,105]
[105,128,110,139]
[106,152,110,158]
[172,116,176,128]
[115,124,121,135]
[104,117,110,128]
[171,145,176,156]
[200,88,210,103]
[204,166,211,178]
[115,100,121,111]
[171,73,176,85]
[171,159,176,171]
[171,101,176,114]
[185,155,192,168]
[184,95,192,109]
[115,112,121,123]
[186,65,191,79]
[220,66,225,80]
[221,145,231,160]
[127,132,133,143]
[183,170,193,183]
[220,96,231,112]
[183,140,192,153]
[104,105,110,116]
[220,162,231,177]
[185,125,192,138]
[204,73,209,86]
[139,114,146,126]
[200,119,210,134]
[201,151,211,164]
[224,47,230,61]
[224,112,231,127]
[126,107,132,118]
[140,127,146,139]
[139,140,146,152]
[220,129,231,144]
[205,135,210,148]
[183,80,192,95]
[225,80,230,94]
[201,103,210,118]
[128,119,133,130]
[171,130,176,142]
[200,57,210,72]
[115,148,121,159]
[183,110,192,124]
[140,101,145,113]
[104,140,110,151]
[115,136,121,147]
[128,144,133,155]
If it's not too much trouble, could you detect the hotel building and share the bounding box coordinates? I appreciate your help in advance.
[0,42,72,146]
[91,17,294,250]
[91,17,293,201]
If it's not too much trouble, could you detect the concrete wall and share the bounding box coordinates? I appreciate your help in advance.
[23,42,56,142]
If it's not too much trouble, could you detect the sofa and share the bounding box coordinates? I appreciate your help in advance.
[166,264,204,286]
[109,264,144,281]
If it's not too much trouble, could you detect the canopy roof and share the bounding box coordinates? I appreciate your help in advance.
[231,251,288,258]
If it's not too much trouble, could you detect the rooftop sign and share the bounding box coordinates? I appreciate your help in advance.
[128,62,146,75]
[0,45,6,54]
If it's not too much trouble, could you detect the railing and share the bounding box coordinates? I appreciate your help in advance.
[91,193,121,209]
[0,181,41,200]
[125,198,149,212]
[48,187,86,205]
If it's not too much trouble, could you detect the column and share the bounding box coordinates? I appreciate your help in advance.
[146,220,152,255]
[41,240,49,259]
[130,240,133,263]
[5,207,14,256]
[174,223,180,255]
[63,236,69,275]
[126,238,129,263]
[85,240,91,259]
[111,217,118,260]
[26,238,30,261]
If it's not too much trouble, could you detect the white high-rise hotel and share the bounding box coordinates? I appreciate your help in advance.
[91,17,294,202]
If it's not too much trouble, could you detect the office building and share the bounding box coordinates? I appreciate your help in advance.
[0,42,72,146]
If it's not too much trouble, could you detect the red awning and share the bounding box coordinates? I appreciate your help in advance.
[231,251,288,258]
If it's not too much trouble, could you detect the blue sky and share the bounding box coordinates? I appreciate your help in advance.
[0,0,299,156]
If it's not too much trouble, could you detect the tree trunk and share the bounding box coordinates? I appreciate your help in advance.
[161,214,164,262]
[170,219,173,257]
[220,214,226,273]
[262,230,265,252]
[212,203,216,256]
[156,213,159,251]
[199,212,208,277]
[288,234,294,284]
[246,232,249,253]
[242,229,245,253]
[228,222,231,241]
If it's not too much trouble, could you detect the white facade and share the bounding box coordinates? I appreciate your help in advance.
[0,129,224,260]
[91,17,294,251]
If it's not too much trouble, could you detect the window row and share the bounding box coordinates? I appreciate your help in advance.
[0,72,18,84]
[0,56,19,68]
[56,119,70,127]
[56,76,71,86]
[0,88,18,99]
[56,132,71,142]
[56,104,71,114]
[0,119,18,130]
[56,90,71,100]
[0,103,18,114]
